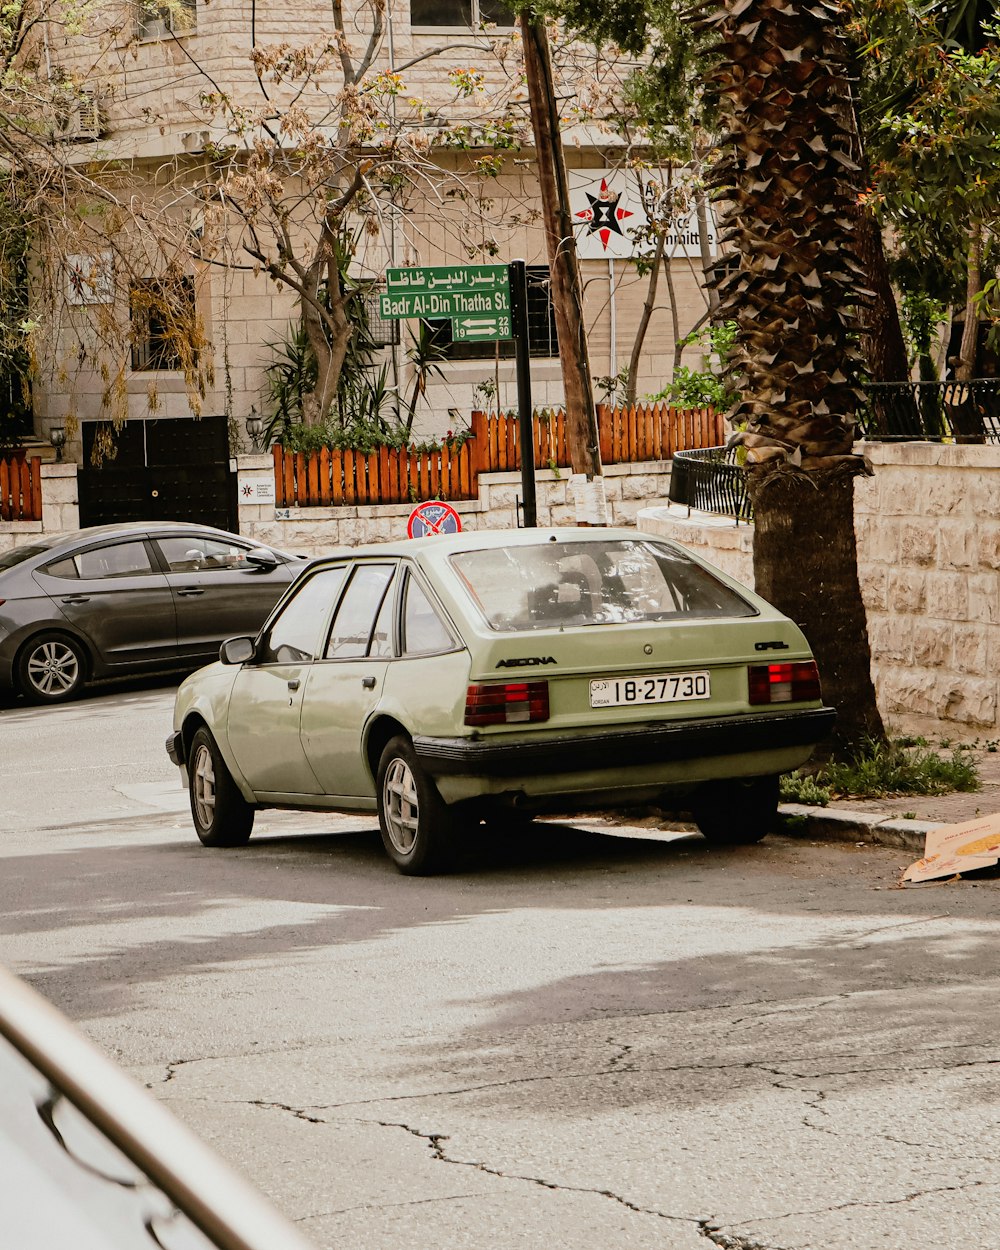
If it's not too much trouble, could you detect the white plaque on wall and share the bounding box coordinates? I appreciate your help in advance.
[238,477,275,505]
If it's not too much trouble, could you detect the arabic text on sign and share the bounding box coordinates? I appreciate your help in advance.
[385,265,509,294]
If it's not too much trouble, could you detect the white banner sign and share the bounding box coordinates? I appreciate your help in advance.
[238,476,275,505]
[568,169,717,262]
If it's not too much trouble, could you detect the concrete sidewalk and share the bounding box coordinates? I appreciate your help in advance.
[779,743,1000,854]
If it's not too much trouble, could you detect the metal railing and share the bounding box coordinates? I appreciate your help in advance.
[859,379,1000,442]
[671,380,1000,522]
[668,445,751,522]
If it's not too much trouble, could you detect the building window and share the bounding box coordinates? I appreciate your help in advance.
[410,0,514,29]
[359,287,400,348]
[423,265,557,362]
[130,276,198,372]
[137,0,196,40]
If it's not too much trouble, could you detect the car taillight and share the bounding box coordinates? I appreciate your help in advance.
[465,681,550,727]
[748,661,821,705]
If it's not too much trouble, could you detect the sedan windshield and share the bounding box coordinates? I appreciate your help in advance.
[450,539,757,631]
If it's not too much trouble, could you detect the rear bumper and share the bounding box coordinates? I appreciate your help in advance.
[413,706,836,778]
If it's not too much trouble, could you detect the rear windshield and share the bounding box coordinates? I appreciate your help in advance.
[450,539,757,632]
[0,543,58,572]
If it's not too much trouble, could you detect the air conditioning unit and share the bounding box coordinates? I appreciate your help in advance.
[54,90,102,142]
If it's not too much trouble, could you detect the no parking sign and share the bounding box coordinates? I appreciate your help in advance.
[407,500,462,539]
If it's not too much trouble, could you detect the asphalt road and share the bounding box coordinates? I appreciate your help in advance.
[2,681,999,1250]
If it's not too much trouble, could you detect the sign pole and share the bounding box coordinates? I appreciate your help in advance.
[509,258,537,528]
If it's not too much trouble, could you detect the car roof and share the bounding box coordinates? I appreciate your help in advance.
[56,522,246,545]
[310,527,665,564]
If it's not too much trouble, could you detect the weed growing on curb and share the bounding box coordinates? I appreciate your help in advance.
[781,737,981,806]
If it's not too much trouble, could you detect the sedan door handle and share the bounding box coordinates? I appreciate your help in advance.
[60,595,90,604]
[287,678,301,691]
[361,676,377,690]
[177,587,205,597]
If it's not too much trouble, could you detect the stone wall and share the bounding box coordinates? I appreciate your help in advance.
[236,455,672,556]
[639,442,1000,741]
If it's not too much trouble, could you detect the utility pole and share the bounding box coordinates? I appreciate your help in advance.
[520,9,602,481]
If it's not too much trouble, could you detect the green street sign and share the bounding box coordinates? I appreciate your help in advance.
[452,312,512,341]
[385,264,509,296]
[380,265,512,340]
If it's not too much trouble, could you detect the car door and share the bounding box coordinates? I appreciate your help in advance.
[31,537,178,669]
[153,533,294,663]
[225,565,348,797]
[300,562,397,800]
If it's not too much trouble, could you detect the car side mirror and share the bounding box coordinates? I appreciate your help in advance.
[220,636,256,665]
[245,550,279,572]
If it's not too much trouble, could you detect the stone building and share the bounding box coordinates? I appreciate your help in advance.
[37,0,714,494]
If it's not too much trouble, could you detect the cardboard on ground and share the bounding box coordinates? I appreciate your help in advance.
[903,812,1000,882]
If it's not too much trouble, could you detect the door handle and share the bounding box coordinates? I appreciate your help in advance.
[60,595,90,604]
[287,678,301,691]
[361,676,377,690]
[177,588,205,596]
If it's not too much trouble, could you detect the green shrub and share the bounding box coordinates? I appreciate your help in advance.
[780,773,832,807]
[780,738,980,807]
[823,737,980,798]
[279,418,470,456]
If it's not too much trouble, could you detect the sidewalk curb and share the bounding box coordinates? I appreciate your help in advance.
[778,803,933,853]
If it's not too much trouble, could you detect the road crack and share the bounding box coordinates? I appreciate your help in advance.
[373,1118,692,1224]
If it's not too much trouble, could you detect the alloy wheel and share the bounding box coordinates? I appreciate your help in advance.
[382,756,420,855]
[192,743,216,830]
[26,640,80,697]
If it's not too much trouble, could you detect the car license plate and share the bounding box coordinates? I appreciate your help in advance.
[590,671,711,708]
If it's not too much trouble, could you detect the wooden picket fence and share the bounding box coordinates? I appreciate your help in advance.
[273,440,477,508]
[272,402,724,508]
[0,455,42,521]
[479,403,726,472]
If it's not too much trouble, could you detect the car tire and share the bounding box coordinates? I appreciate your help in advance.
[377,735,457,875]
[188,726,254,847]
[16,632,87,704]
[691,776,779,845]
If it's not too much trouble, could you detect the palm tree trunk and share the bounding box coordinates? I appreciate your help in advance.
[749,465,884,755]
[697,0,886,756]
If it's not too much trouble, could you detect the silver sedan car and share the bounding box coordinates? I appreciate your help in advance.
[0,522,304,703]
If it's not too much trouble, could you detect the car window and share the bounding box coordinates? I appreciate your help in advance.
[324,564,395,660]
[40,556,80,579]
[369,578,396,658]
[261,566,346,664]
[156,535,251,573]
[401,573,454,655]
[450,539,757,631]
[69,541,155,580]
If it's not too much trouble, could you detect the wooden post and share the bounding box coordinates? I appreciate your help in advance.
[520,11,602,484]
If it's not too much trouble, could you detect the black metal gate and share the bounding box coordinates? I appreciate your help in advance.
[79,416,237,531]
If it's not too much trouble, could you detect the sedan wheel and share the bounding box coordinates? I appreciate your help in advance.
[16,633,86,704]
[377,735,456,875]
[188,726,254,847]
[691,775,779,845]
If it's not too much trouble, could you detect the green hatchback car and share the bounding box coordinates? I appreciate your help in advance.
[166,528,834,874]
